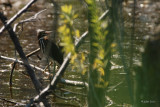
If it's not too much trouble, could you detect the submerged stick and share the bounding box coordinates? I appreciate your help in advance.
[0,97,25,106]
[26,48,41,58]
[0,55,47,74]
[0,55,88,87]
[60,78,88,87]
[60,88,86,96]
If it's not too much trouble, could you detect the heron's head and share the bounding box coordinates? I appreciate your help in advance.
[36,29,52,40]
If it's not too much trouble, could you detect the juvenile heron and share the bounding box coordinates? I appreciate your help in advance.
[37,29,63,65]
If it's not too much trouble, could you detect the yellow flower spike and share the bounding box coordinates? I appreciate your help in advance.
[60,14,64,19]
[58,25,66,33]
[98,67,105,76]
[61,5,67,13]
[92,42,99,47]
[65,28,70,34]
[68,5,72,14]
[80,53,85,64]
[82,68,87,75]
[111,43,117,48]
[61,5,72,14]
[104,81,109,87]
[85,0,93,4]
[75,30,80,38]
[93,61,97,69]
[99,50,104,59]
[81,53,85,61]
[71,55,74,64]
[94,59,103,66]
[64,19,68,23]
[73,14,78,19]
[99,77,104,82]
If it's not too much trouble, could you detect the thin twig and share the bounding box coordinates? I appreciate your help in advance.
[9,62,16,88]
[13,9,47,32]
[43,61,53,72]
[0,97,25,106]
[60,78,88,87]
[0,55,48,75]
[9,48,41,85]
[26,48,40,58]
[0,55,88,87]
[53,92,80,102]
[10,48,40,68]
[59,88,86,96]
[0,0,37,35]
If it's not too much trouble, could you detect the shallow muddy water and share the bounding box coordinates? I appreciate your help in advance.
[0,0,159,106]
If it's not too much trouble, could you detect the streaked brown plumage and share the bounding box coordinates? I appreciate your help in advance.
[37,29,63,65]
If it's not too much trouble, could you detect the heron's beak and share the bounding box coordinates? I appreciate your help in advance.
[45,31,52,34]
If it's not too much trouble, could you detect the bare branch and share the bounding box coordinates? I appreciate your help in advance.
[0,55,88,87]
[53,92,80,102]
[0,12,50,107]
[98,9,109,20]
[26,48,40,58]
[60,78,88,87]
[0,0,37,35]
[13,9,47,32]
[0,12,42,92]
[0,55,46,74]
[0,97,25,106]
[59,88,86,96]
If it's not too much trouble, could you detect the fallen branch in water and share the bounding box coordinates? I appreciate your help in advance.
[0,97,25,106]
[0,55,88,87]
[60,78,88,87]
[53,92,80,102]
[0,0,37,35]
[0,55,46,74]
[26,48,41,58]
[59,88,86,96]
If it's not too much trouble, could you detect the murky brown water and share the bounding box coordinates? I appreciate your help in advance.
[0,0,88,106]
[0,0,159,106]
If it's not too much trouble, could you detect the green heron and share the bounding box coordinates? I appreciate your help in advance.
[37,29,63,65]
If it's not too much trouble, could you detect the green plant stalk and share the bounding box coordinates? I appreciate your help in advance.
[86,0,112,107]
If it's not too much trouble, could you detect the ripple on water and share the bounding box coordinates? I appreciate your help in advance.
[0,69,10,73]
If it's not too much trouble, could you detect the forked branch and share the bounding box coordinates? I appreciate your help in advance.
[0,0,37,35]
